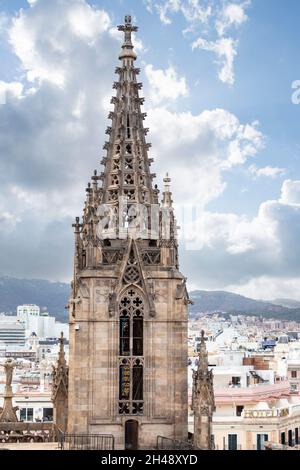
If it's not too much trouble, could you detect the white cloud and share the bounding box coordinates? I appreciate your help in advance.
[1,0,296,301]
[67,4,110,43]
[227,277,300,302]
[0,211,20,228]
[145,0,211,26]
[216,2,249,36]
[0,0,120,279]
[137,57,295,296]
[156,3,173,24]
[0,81,24,102]
[184,202,279,255]
[9,0,111,86]
[192,1,251,85]
[249,164,286,179]
[146,106,264,208]
[180,179,300,300]
[192,36,237,85]
[145,1,251,86]
[145,64,189,104]
[280,180,300,205]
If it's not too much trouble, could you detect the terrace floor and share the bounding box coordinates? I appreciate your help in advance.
[0,442,59,451]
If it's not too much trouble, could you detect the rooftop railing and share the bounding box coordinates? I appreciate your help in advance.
[56,429,114,450]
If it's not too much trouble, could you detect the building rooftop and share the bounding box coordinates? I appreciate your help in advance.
[0,322,25,330]
[214,381,291,404]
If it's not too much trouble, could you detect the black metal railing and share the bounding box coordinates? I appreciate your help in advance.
[56,428,64,449]
[157,436,195,450]
[56,430,114,450]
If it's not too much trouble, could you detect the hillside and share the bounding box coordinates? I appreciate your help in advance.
[0,276,69,322]
[189,290,300,322]
[271,298,300,309]
[1,276,300,323]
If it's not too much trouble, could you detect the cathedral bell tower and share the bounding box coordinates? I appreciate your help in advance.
[67,16,189,450]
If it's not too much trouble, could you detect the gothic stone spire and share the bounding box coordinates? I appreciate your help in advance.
[58,331,67,368]
[100,15,156,211]
[198,330,208,372]
[193,331,215,450]
[71,15,181,281]
[67,16,189,447]
[52,332,69,432]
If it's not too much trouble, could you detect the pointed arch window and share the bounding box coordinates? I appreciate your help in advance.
[119,287,144,415]
[127,114,131,139]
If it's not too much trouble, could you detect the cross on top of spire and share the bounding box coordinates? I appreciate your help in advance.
[118,15,138,47]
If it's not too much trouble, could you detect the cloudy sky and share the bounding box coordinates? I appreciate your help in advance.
[0,0,300,300]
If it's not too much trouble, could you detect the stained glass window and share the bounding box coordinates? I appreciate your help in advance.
[120,318,130,356]
[133,363,143,400]
[133,318,143,355]
[119,287,144,414]
[119,364,130,400]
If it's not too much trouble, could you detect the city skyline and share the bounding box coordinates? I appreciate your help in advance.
[0,0,300,301]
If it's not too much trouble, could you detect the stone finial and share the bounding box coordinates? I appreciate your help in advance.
[163,172,171,188]
[58,332,66,368]
[72,216,81,233]
[162,172,173,208]
[118,15,138,61]
[193,330,215,450]
[197,330,209,372]
[52,332,69,432]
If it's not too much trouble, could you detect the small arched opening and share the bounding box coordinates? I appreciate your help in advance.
[125,419,139,450]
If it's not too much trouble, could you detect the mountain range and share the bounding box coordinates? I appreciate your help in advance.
[0,275,300,323]
[189,290,300,322]
[0,275,70,322]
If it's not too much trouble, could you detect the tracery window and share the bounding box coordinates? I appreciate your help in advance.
[113,158,120,170]
[125,157,133,170]
[127,115,131,139]
[119,287,144,415]
[123,188,135,200]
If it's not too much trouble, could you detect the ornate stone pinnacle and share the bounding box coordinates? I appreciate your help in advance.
[118,15,138,61]
[118,15,138,35]
[58,332,66,367]
[162,172,173,208]
[52,332,69,431]
[163,172,171,183]
[193,329,215,449]
[72,216,81,232]
[163,172,171,190]
[197,330,208,373]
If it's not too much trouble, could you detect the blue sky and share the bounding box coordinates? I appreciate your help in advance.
[0,0,300,300]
